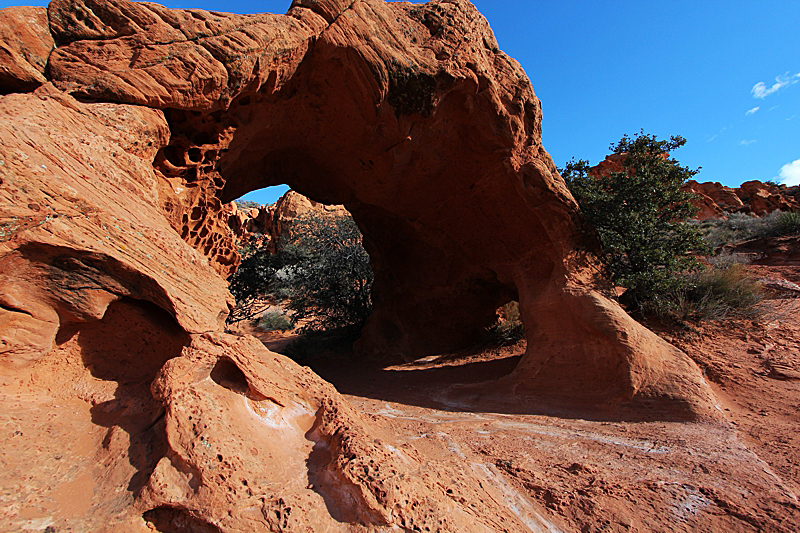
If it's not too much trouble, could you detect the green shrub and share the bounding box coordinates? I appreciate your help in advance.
[695,212,770,247]
[697,210,800,247]
[227,211,373,332]
[281,214,373,332]
[226,238,308,324]
[235,199,261,209]
[256,311,292,332]
[774,211,800,235]
[561,131,709,307]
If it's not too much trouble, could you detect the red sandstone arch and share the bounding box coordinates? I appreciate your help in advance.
[21,0,718,417]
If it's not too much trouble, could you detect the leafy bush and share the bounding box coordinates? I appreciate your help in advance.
[256,311,292,332]
[561,131,709,307]
[226,240,307,324]
[282,214,373,331]
[227,212,373,332]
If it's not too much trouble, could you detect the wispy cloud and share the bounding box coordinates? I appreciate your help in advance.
[778,158,800,186]
[769,105,780,111]
[745,106,760,116]
[706,134,719,142]
[751,72,800,98]
[740,140,757,146]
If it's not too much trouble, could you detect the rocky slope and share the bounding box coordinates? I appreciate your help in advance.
[0,1,797,532]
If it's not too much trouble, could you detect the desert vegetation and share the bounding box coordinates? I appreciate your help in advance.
[228,212,373,334]
[561,131,771,323]
[696,210,800,247]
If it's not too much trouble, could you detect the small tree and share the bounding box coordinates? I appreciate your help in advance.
[282,214,373,331]
[560,131,709,307]
[226,236,306,324]
[226,212,373,331]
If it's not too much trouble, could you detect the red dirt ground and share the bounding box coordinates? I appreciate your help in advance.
[242,263,800,532]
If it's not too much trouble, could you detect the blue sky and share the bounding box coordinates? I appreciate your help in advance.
[3,0,799,204]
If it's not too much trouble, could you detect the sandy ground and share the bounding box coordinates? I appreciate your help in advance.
[245,264,800,532]
[2,266,797,532]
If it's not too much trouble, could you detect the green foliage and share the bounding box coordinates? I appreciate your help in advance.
[694,212,773,247]
[227,213,373,332]
[696,210,800,247]
[256,311,292,332]
[560,131,710,306]
[282,214,373,331]
[774,211,800,235]
[226,238,306,324]
[647,263,763,322]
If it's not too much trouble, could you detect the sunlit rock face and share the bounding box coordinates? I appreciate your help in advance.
[0,1,722,531]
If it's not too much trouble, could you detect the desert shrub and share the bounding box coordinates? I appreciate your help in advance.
[561,131,709,307]
[226,241,307,324]
[235,199,261,209]
[227,212,373,331]
[695,212,773,247]
[698,210,800,247]
[488,301,525,345]
[774,211,800,235]
[256,311,292,332]
[281,214,373,331]
[646,263,763,321]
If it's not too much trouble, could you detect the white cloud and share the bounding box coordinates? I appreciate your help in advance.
[752,72,800,98]
[745,106,760,115]
[778,158,800,186]
[740,140,757,146]
[706,134,719,142]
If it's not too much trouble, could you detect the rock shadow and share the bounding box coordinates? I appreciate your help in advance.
[79,297,190,494]
[308,347,702,423]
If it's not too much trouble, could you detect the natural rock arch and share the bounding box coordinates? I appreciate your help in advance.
[28,0,716,416]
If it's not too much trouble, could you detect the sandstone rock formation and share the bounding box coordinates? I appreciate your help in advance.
[590,155,800,220]
[683,179,800,220]
[226,190,351,252]
[0,7,52,93]
[1,0,729,530]
[45,0,718,413]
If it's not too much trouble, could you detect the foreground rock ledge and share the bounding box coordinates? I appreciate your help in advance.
[1,0,723,530]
